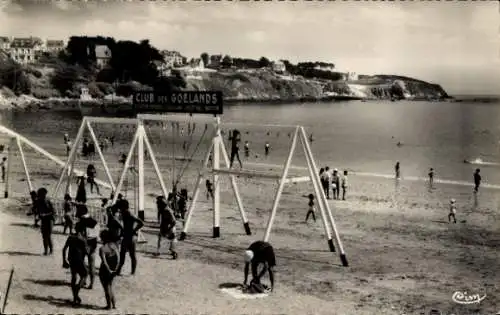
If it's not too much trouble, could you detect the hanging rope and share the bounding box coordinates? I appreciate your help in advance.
[174,123,209,188]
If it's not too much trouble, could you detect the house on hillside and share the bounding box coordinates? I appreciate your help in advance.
[161,50,185,68]
[189,58,204,70]
[0,37,10,51]
[208,54,222,68]
[272,60,286,73]
[45,39,65,54]
[9,38,40,64]
[153,60,172,77]
[95,45,112,69]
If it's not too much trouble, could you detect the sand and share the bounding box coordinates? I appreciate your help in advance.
[0,128,499,315]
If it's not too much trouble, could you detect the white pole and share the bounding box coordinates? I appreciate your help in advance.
[300,126,349,267]
[53,119,87,198]
[4,138,14,198]
[180,141,214,240]
[299,130,335,252]
[263,126,299,242]
[212,116,221,238]
[86,120,116,192]
[111,129,140,205]
[16,138,33,193]
[137,124,145,218]
[143,128,169,199]
[218,134,251,235]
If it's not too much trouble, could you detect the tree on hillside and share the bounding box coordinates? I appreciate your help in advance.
[50,65,89,95]
[259,57,271,68]
[221,55,233,68]
[201,53,209,66]
[0,63,31,95]
[66,36,116,69]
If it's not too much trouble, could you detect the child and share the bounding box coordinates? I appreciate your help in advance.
[206,179,214,200]
[62,222,88,306]
[98,229,120,310]
[265,142,270,157]
[341,170,348,201]
[63,194,74,235]
[156,205,178,259]
[448,199,457,224]
[305,194,316,222]
[244,141,250,158]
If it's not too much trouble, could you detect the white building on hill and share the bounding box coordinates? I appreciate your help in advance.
[9,37,43,64]
[95,45,112,69]
[272,60,286,73]
[0,37,10,51]
[45,40,65,54]
[161,50,185,68]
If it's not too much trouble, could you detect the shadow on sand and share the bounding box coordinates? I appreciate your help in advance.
[25,279,69,287]
[218,282,242,289]
[142,252,175,260]
[23,294,103,310]
[10,222,37,229]
[0,250,41,257]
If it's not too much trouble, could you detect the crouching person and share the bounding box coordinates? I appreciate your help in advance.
[243,240,276,293]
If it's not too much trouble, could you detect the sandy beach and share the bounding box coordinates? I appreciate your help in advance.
[0,126,499,315]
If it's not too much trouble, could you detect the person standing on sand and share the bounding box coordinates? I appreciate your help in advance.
[305,194,316,223]
[98,229,120,310]
[265,142,270,157]
[63,194,74,235]
[155,203,178,259]
[473,168,481,193]
[428,168,435,188]
[243,241,276,293]
[76,176,87,204]
[79,207,99,289]
[206,179,214,200]
[229,129,243,169]
[156,196,167,224]
[448,199,457,224]
[29,190,39,227]
[1,157,7,182]
[62,222,88,307]
[341,170,349,201]
[395,162,401,180]
[332,169,339,200]
[87,164,100,195]
[37,188,55,255]
[320,167,332,199]
[116,200,144,276]
[244,141,250,158]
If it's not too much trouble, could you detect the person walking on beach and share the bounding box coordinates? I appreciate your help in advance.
[229,129,243,169]
[62,222,88,306]
[448,198,457,224]
[37,188,55,255]
[98,229,120,310]
[332,169,339,200]
[473,168,481,193]
[116,200,144,276]
[265,142,270,157]
[395,162,401,180]
[206,179,214,200]
[63,194,74,235]
[305,194,316,223]
[155,203,178,259]
[341,170,348,201]
[243,241,276,293]
[428,168,435,188]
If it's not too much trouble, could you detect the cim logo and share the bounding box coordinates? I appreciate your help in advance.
[452,291,486,305]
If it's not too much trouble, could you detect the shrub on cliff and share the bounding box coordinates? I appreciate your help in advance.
[50,65,91,95]
[0,63,31,96]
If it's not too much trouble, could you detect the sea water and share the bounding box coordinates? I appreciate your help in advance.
[7,99,500,186]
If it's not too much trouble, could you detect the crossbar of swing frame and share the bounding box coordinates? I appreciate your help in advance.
[137,113,299,129]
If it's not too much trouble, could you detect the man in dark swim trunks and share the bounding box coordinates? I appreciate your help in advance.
[243,241,276,293]
[62,222,88,306]
[115,200,144,276]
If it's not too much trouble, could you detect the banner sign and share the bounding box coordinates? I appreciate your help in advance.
[133,91,223,115]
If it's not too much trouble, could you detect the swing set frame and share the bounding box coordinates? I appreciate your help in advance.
[51,111,349,267]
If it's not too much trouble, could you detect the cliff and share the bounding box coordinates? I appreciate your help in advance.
[0,54,450,109]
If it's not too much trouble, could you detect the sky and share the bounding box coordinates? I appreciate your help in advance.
[1,0,499,95]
